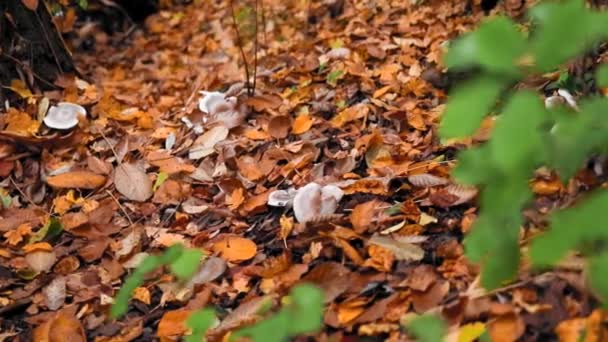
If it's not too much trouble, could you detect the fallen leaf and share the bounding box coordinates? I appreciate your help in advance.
[46,171,106,189]
[211,235,257,262]
[43,276,66,310]
[244,94,283,111]
[157,309,192,339]
[21,0,39,11]
[268,115,291,139]
[189,125,229,159]
[114,163,153,201]
[368,234,425,261]
[291,114,314,134]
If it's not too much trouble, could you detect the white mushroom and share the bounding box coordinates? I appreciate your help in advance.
[292,182,343,223]
[43,102,86,130]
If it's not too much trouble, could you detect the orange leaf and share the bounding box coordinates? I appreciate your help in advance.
[291,114,314,134]
[46,171,106,189]
[226,188,245,210]
[147,150,195,175]
[21,0,39,11]
[331,104,369,128]
[34,309,86,342]
[157,309,191,338]
[211,235,257,262]
[350,200,379,234]
[23,242,53,253]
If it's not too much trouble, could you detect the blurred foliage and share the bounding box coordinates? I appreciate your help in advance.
[442,0,608,294]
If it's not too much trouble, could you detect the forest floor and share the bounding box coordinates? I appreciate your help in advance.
[0,0,603,341]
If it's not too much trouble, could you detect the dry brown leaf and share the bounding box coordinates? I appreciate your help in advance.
[189,125,229,159]
[488,313,525,342]
[268,115,291,139]
[43,276,66,310]
[34,308,86,342]
[408,173,449,187]
[147,150,195,175]
[368,234,425,261]
[21,0,39,11]
[351,200,384,234]
[211,235,257,262]
[114,163,153,202]
[244,94,283,111]
[46,171,106,189]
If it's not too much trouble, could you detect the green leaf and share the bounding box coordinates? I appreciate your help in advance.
[231,284,324,342]
[154,172,169,192]
[78,0,88,9]
[111,244,185,318]
[596,64,608,88]
[445,16,526,75]
[170,248,203,281]
[287,284,324,334]
[529,0,608,71]
[186,308,217,342]
[406,314,446,342]
[326,70,344,87]
[530,190,608,267]
[489,91,547,174]
[439,76,507,139]
[29,217,63,244]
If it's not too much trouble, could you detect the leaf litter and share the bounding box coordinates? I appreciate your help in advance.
[0,0,601,340]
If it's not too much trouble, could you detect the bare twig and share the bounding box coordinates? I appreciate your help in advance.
[106,190,133,226]
[252,0,259,95]
[229,0,252,95]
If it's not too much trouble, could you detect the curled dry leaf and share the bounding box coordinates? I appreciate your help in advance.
[368,234,425,262]
[46,171,106,189]
[115,229,141,259]
[189,125,229,159]
[114,163,153,202]
[407,173,449,187]
[210,235,257,262]
[43,102,86,130]
[293,182,343,223]
[445,184,478,205]
[43,276,66,310]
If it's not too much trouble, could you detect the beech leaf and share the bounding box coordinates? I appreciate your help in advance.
[114,163,153,202]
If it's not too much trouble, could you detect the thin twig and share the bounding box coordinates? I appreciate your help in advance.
[106,190,133,226]
[229,0,252,95]
[252,0,259,95]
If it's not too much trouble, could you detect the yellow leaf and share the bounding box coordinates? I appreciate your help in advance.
[4,109,40,136]
[458,322,486,342]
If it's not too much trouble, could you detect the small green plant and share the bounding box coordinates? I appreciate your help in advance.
[111,246,324,341]
[442,0,608,295]
[110,244,203,318]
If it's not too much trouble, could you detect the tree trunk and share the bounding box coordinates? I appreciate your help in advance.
[0,0,77,103]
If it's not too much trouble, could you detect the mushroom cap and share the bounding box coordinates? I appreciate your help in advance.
[43,102,86,130]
